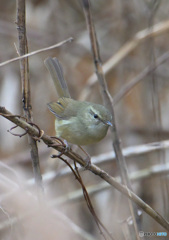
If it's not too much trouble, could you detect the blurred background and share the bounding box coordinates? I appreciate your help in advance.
[0,0,169,239]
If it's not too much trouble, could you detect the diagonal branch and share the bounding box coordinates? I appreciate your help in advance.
[0,107,169,231]
[0,37,73,67]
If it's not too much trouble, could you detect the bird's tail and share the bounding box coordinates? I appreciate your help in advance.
[44,57,71,98]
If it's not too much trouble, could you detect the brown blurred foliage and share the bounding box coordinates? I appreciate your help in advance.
[0,0,169,239]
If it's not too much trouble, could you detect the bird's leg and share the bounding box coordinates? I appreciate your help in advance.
[48,137,71,158]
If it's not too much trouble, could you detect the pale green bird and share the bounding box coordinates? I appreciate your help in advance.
[44,57,112,146]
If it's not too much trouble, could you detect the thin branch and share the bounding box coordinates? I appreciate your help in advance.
[0,37,73,67]
[16,0,43,195]
[81,0,113,109]
[81,1,141,238]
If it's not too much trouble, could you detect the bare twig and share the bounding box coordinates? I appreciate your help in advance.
[8,124,28,137]
[0,37,73,67]
[16,0,43,195]
[0,107,169,231]
[81,0,113,109]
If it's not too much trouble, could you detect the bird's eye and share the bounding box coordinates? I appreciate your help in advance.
[93,114,98,119]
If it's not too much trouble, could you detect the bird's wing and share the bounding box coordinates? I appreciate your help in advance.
[47,97,79,119]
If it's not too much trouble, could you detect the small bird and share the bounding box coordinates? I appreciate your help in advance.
[44,57,112,146]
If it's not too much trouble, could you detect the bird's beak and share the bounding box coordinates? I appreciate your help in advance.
[105,121,113,127]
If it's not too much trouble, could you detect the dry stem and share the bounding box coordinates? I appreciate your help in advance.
[16,0,43,194]
[81,1,140,237]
